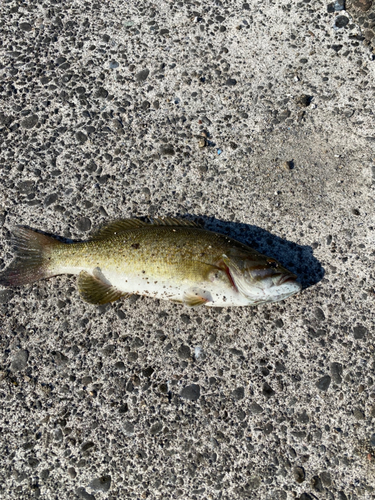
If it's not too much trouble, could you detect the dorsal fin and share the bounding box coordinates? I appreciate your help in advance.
[150,217,200,227]
[92,217,201,240]
[92,219,149,240]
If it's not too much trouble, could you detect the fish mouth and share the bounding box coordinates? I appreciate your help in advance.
[277,274,299,286]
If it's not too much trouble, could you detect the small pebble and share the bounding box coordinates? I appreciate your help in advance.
[335,15,349,28]
[293,466,305,483]
[180,384,200,401]
[89,475,111,493]
[135,69,149,82]
[10,350,29,372]
[76,217,92,232]
[316,375,331,391]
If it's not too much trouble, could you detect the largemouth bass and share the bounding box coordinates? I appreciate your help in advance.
[0,218,302,307]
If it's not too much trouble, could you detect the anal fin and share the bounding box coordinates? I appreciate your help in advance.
[183,287,212,307]
[78,270,130,305]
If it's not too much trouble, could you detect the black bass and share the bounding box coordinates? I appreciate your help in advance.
[0,218,302,307]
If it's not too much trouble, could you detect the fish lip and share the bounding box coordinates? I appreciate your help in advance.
[277,274,299,286]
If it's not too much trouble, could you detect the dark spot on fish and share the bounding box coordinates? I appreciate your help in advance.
[131,243,140,249]
[142,270,145,273]
[267,260,278,268]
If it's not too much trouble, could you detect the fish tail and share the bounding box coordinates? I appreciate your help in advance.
[0,227,63,287]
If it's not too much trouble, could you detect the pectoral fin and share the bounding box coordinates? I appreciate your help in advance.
[183,287,212,307]
[221,255,244,294]
[77,270,130,305]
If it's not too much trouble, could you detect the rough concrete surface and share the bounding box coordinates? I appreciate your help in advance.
[0,0,374,499]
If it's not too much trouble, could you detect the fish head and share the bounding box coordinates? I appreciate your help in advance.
[222,252,302,304]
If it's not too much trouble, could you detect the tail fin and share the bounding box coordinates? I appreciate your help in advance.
[0,227,62,287]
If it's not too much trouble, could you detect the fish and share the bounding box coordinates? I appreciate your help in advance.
[0,218,302,307]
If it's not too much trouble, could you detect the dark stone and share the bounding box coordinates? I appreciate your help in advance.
[142,367,154,377]
[263,422,273,434]
[353,325,367,339]
[136,69,150,82]
[20,22,32,31]
[275,319,284,328]
[96,87,108,98]
[0,290,14,303]
[297,410,309,423]
[119,403,128,414]
[279,109,291,121]
[177,344,190,359]
[159,145,175,156]
[370,433,375,446]
[316,375,331,391]
[330,362,343,383]
[249,402,263,414]
[293,466,305,483]
[262,382,275,398]
[314,307,325,321]
[246,476,261,489]
[18,180,35,194]
[232,386,245,400]
[338,492,348,500]
[299,495,313,500]
[76,487,96,500]
[352,0,372,11]
[89,475,111,493]
[51,351,69,366]
[180,384,200,401]
[150,422,163,435]
[353,408,365,420]
[44,193,58,207]
[180,314,191,324]
[124,421,134,436]
[335,15,349,28]
[320,471,331,486]
[28,457,40,468]
[275,361,286,372]
[159,383,168,394]
[76,131,87,144]
[21,115,38,129]
[56,56,67,66]
[226,78,237,86]
[76,217,92,232]
[295,94,312,107]
[0,113,14,127]
[68,468,76,478]
[311,476,323,492]
[81,441,95,452]
[10,350,29,372]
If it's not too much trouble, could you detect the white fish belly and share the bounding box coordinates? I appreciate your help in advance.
[56,265,250,307]
[105,270,249,307]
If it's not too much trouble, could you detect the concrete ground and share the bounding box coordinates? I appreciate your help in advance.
[0,0,374,499]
